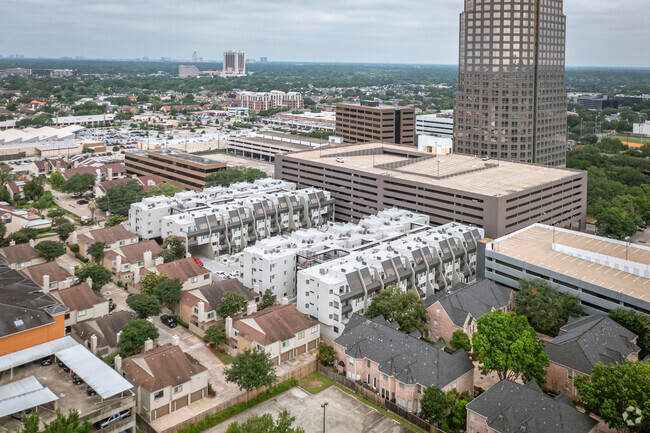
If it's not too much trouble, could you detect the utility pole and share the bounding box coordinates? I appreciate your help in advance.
[321,402,328,433]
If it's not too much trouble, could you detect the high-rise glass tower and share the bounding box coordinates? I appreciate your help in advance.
[454,0,567,167]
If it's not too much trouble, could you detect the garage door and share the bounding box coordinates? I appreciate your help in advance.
[270,356,279,365]
[155,404,169,420]
[191,389,204,403]
[174,395,189,411]
[296,344,306,356]
[308,339,318,351]
[280,351,292,363]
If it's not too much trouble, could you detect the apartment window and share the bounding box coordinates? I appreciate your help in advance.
[203,274,210,280]
[191,277,198,283]
[78,309,86,317]
[470,413,475,422]
[207,312,215,319]
[399,383,405,390]
[282,340,290,348]
[174,385,182,393]
[298,331,305,339]
[119,240,125,246]
[382,374,388,381]
[311,326,318,334]
[417,385,422,394]
[349,357,354,366]
[154,390,164,400]
[434,320,438,329]
[138,261,144,266]
[193,307,199,315]
[18,263,25,269]
[367,360,370,368]
[49,282,56,288]
[124,264,129,269]
[436,308,440,316]
[568,371,573,379]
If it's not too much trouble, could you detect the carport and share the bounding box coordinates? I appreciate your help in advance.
[0,376,58,418]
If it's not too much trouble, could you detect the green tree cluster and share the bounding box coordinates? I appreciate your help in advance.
[76,264,112,290]
[225,410,304,433]
[420,385,449,424]
[117,319,159,354]
[224,348,277,394]
[217,292,247,318]
[316,342,336,367]
[3,227,38,246]
[18,410,92,433]
[365,285,428,334]
[449,329,472,353]
[96,180,143,216]
[104,214,127,227]
[34,240,66,261]
[62,173,95,193]
[204,324,227,347]
[205,167,268,188]
[87,241,105,263]
[126,294,162,319]
[146,182,183,197]
[159,235,186,263]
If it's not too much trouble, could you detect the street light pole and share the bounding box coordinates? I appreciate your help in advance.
[321,402,328,433]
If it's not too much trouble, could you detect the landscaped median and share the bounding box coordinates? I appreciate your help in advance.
[175,378,299,433]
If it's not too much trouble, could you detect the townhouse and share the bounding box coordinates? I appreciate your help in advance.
[424,279,514,343]
[144,257,212,292]
[334,314,475,414]
[71,310,134,355]
[0,241,46,269]
[102,239,163,286]
[19,261,76,291]
[73,224,139,258]
[50,283,109,327]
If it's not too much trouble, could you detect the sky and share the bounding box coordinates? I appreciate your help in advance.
[2,0,650,67]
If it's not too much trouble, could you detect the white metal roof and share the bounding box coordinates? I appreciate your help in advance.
[0,336,78,371]
[0,376,58,418]
[55,344,133,398]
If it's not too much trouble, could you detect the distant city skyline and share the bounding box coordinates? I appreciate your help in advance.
[1,0,649,67]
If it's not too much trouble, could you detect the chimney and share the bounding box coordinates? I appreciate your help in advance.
[56,160,61,172]
[70,231,78,244]
[185,251,192,258]
[197,301,205,322]
[107,166,113,180]
[63,278,71,289]
[133,266,141,283]
[42,274,51,292]
[69,266,75,275]
[154,257,164,266]
[86,277,93,288]
[116,330,122,343]
[143,250,153,267]
[246,301,257,316]
[253,283,261,294]
[114,354,122,374]
[29,238,35,247]
[115,254,122,269]
[144,338,154,352]
[280,296,289,305]
[172,335,180,346]
[90,334,98,353]
[9,240,16,246]
[225,316,233,338]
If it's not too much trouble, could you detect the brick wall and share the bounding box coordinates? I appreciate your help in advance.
[426,300,463,342]
[466,409,488,433]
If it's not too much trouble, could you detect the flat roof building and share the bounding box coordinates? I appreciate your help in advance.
[335,101,415,146]
[125,149,228,190]
[416,114,453,138]
[479,224,650,315]
[227,132,327,162]
[275,143,587,238]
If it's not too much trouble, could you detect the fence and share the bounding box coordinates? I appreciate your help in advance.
[138,360,317,433]
[317,365,445,433]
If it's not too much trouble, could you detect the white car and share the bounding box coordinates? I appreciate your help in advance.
[335,157,345,163]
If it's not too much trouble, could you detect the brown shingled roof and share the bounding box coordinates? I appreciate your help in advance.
[122,344,207,392]
[77,225,137,246]
[108,240,163,264]
[19,261,72,287]
[0,243,40,264]
[233,304,318,346]
[154,257,210,282]
[52,283,106,311]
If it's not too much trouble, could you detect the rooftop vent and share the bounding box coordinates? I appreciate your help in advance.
[14,319,24,328]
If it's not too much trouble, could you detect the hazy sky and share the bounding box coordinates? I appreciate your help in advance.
[2,0,649,67]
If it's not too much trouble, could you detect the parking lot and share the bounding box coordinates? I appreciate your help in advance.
[206,386,410,433]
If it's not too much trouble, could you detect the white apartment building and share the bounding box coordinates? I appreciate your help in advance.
[240,91,304,111]
[297,222,484,340]
[128,179,334,257]
[416,114,454,138]
[633,121,650,137]
[178,65,200,78]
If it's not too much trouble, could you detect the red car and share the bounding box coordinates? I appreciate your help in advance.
[193,257,204,267]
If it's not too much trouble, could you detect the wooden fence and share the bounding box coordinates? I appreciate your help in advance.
[317,365,445,433]
[138,360,317,433]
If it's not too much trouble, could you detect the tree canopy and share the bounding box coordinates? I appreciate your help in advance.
[76,264,112,290]
[104,214,127,227]
[146,182,183,197]
[224,348,277,393]
[515,279,583,336]
[117,319,159,354]
[152,278,182,309]
[261,288,276,309]
[23,177,44,200]
[159,235,186,263]
[140,272,168,294]
[204,324,227,347]
[3,227,38,246]
[365,285,428,334]
[225,410,304,433]
[217,292,247,318]
[96,180,143,216]
[18,410,92,433]
[608,309,650,357]
[472,310,549,384]
[50,170,65,187]
[62,173,95,193]
[317,342,336,367]
[205,166,268,188]
[34,240,66,261]
[420,385,450,425]
[87,241,105,263]
[54,220,75,243]
[126,294,162,319]
[449,329,472,353]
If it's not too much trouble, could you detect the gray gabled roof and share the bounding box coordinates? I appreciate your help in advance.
[466,380,598,433]
[545,315,640,374]
[334,314,474,388]
[424,279,513,327]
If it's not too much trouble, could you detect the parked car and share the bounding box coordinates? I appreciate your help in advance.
[72,374,83,385]
[77,199,89,205]
[160,314,177,328]
[71,192,82,198]
[193,257,204,267]
[96,410,131,429]
[335,157,345,163]
[109,302,117,312]
[228,270,240,278]
[40,357,52,366]
[58,362,70,372]
[86,386,96,396]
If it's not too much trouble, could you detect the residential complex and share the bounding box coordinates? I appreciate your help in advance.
[479,224,650,315]
[335,101,415,145]
[454,0,568,167]
[239,91,304,111]
[275,143,587,238]
[128,179,334,257]
[222,50,246,77]
[125,149,228,190]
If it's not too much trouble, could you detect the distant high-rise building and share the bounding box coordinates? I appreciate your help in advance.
[192,51,198,62]
[260,57,268,63]
[454,0,567,167]
[178,65,200,78]
[222,50,246,77]
[335,100,416,146]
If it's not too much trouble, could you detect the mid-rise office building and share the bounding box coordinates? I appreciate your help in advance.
[416,114,454,138]
[125,149,227,190]
[276,143,587,238]
[222,50,246,77]
[128,179,334,257]
[454,0,568,167]
[240,91,303,111]
[479,224,650,315]
[178,65,200,78]
[335,101,415,146]
[573,95,618,111]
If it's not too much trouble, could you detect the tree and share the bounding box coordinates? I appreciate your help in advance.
[3,227,38,246]
[515,279,584,336]
[596,207,639,239]
[204,324,227,347]
[62,173,95,194]
[0,221,5,242]
[104,214,127,227]
[146,182,183,197]
[23,177,44,200]
[87,241,105,263]
[153,278,182,309]
[18,410,92,433]
[159,235,186,263]
[96,180,143,216]
[225,410,304,433]
[608,309,650,357]
[34,241,66,261]
[473,310,549,384]
[33,196,53,216]
[446,390,472,431]
[365,285,428,334]
[260,288,276,309]
[47,208,66,218]
[224,348,277,393]
[317,342,336,366]
[204,166,268,188]
[50,170,65,187]
[117,319,159,354]
[449,329,472,353]
[140,271,167,294]
[420,385,450,425]
[582,134,598,145]
[217,292,247,318]
[76,265,112,290]
[54,221,75,243]
[126,294,162,319]
[575,361,649,433]
[0,164,16,189]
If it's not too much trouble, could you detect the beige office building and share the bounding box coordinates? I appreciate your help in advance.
[276,143,586,238]
[335,101,415,146]
[454,0,567,167]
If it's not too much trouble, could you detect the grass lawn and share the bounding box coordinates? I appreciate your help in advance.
[334,384,425,433]
[299,372,333,394]
[214,350,235,365]
[611,135,650,145]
